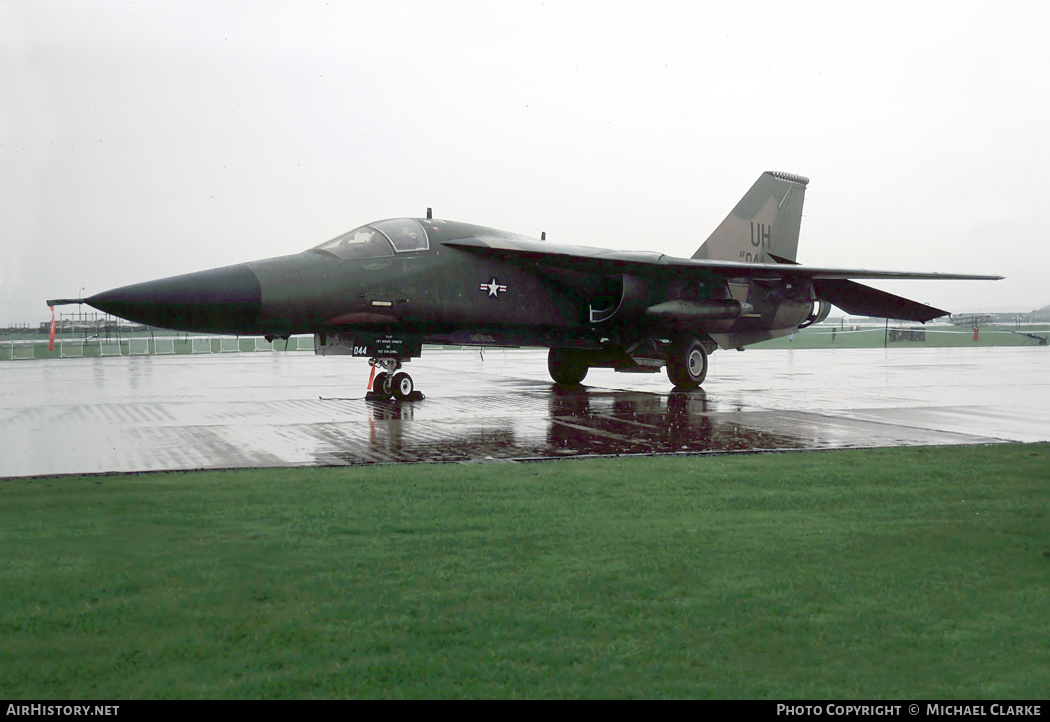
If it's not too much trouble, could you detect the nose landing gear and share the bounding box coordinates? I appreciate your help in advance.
[366,358,424,401]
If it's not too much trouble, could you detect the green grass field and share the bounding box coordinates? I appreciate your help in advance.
[3,444,1049,699]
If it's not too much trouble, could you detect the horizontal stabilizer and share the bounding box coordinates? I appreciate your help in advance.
[813,279,949,323]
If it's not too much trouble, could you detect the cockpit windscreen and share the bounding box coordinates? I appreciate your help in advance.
[313,226,393,260]
[312,219,429,260]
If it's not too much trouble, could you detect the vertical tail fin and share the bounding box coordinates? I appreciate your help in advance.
[692,171,809,263]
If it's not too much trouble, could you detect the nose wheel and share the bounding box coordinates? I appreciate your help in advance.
[366,359,423,401]
[391,371,414,399]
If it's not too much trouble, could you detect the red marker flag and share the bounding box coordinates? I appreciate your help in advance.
[366,361,376,390]
[48,306,56,352]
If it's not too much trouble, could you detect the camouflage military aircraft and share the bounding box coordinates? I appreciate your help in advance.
[49,171,1001,399]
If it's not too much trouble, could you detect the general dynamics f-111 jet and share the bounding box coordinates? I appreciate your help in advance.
[49,171,1001,400]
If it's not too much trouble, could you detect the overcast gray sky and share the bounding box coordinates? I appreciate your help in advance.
[3,0,1048,325]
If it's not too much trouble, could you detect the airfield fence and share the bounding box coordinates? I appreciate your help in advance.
[10,344,35,360]
[60,340,84,358]
[99,341,123,357]
[128,338,150,356]
[0,335,317,361]
[2,325,1047,361]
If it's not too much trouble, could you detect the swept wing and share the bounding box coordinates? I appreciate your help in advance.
[443,237,1001,323]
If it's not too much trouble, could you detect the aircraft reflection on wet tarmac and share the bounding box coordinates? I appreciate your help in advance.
[347,387,807,466]
[1,347,1047,477]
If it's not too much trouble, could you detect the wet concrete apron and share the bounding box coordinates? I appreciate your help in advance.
[2,347,1047,477]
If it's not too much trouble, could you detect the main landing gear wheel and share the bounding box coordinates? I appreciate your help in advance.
[666,339,708,389]
[548,348,589,385]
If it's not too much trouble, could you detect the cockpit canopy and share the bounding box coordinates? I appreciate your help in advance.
[312,218,429,260]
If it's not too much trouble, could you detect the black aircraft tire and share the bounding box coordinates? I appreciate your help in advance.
[372,372,393,399]
[548,348,589,385]
[666,340,708,389]
[392,372,414,401]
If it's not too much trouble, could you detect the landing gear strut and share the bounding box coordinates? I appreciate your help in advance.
[366,358,423,401]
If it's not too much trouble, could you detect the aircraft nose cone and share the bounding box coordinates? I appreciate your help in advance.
[87,264,262,333]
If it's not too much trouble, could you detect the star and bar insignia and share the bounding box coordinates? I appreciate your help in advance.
[480,277,508,298]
